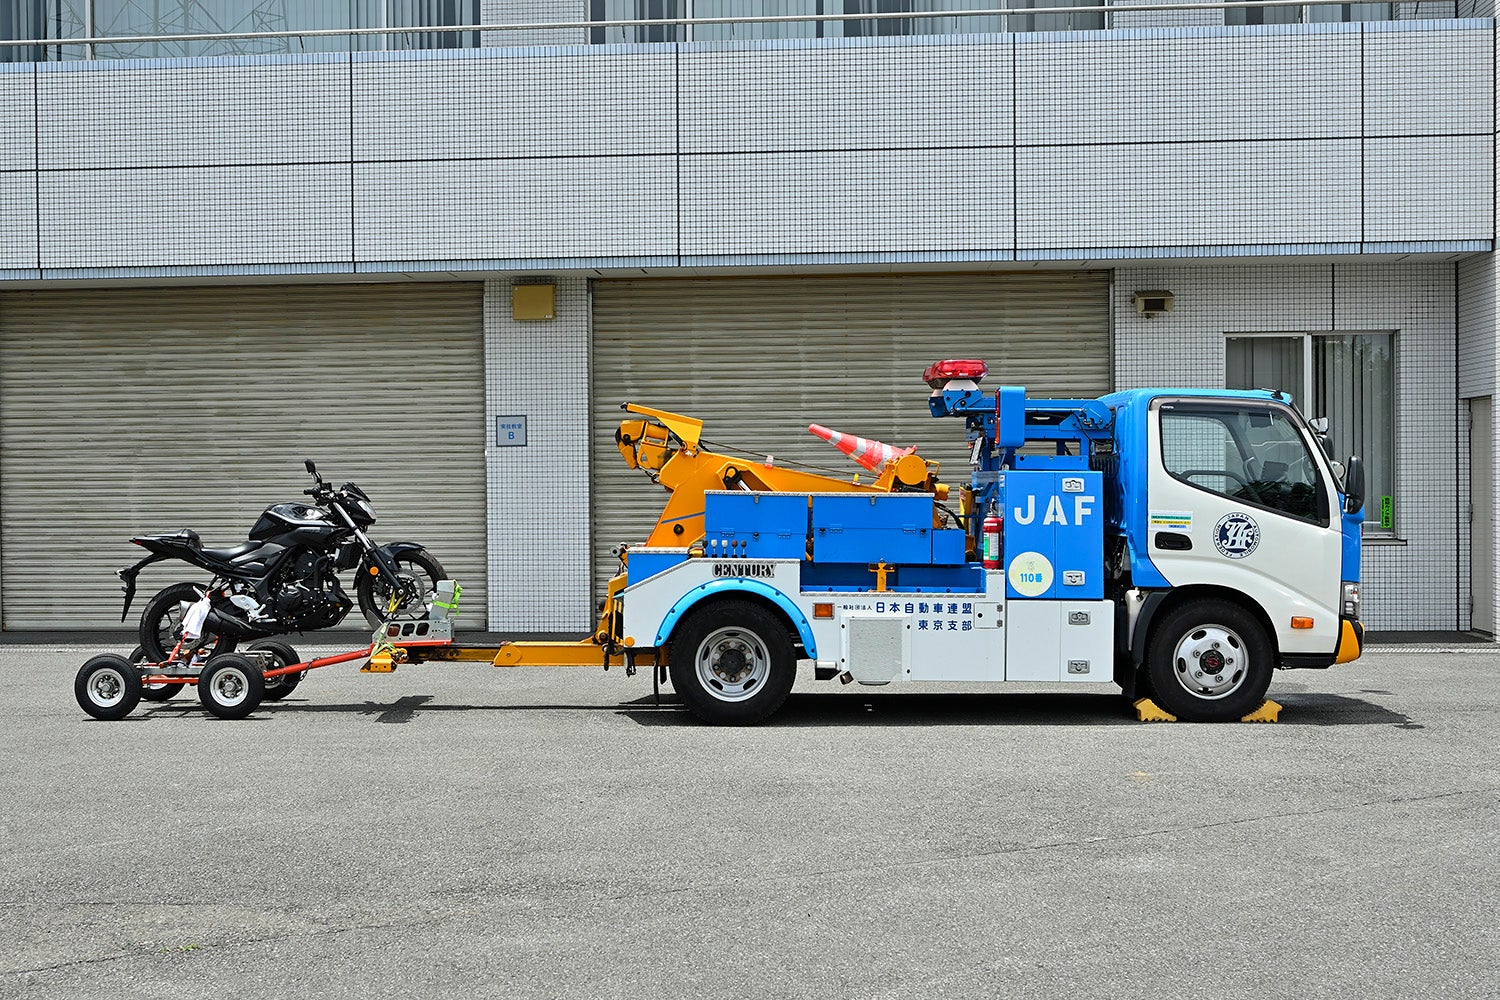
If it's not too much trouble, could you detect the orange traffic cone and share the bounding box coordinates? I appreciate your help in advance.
[808,424,915,472]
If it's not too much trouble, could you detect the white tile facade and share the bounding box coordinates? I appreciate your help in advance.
[484,276,594,630]
[0,20,1494,634]
[36,58,350,169]
[0,23,1488,275]
[0,67,35,171]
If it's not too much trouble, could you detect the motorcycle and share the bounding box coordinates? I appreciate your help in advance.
[119,460,446,661]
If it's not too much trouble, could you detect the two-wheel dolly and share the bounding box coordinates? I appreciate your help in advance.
[73,617,475,721]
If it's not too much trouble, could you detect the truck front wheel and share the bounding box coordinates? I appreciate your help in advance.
[1145,599,1274,722]
[668,600,797,725]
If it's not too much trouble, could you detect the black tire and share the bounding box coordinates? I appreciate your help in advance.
[75,654,142,721]
[356,548,445,628]
[131,644,186,703]
[138,582,238,664]
[667,599,797,725]
[197,653,264,720]
[248,640,303,701]
[1145,599,1274,722]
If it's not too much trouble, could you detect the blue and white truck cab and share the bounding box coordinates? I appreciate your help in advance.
[609,360,1364,724]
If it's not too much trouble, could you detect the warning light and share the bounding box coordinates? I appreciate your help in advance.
[922,359,988,389]
[813,603,834,619]
[369,566,380,576]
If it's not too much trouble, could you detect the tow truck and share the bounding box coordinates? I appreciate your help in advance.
[74,359,1364,724]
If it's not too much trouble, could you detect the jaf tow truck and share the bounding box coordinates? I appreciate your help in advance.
[75,359,1365,724]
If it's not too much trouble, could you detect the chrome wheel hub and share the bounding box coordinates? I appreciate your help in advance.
[88,669,126,707]
[211,668,249,707]
[695,626,771,703]
[1172,624,1248,700]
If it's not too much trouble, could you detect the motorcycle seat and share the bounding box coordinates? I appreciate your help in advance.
[199,540,264,562]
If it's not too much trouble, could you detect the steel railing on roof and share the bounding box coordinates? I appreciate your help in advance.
[0,1,1487,55]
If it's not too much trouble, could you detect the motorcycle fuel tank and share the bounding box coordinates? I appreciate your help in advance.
[249,502,335,543]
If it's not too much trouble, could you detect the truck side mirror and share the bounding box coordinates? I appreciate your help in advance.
[1342,455,1364,515]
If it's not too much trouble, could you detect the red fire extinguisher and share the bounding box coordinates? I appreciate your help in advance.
[982,501,1003,570]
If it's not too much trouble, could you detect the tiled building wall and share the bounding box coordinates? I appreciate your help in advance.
[0,21,1491,281]
[484,277,594,630]
[1115,261,1464,631]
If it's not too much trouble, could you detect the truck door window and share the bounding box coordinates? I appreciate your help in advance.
[1160,403,1326,524]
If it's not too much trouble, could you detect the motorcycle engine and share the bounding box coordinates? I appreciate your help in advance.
[273,551,352,628]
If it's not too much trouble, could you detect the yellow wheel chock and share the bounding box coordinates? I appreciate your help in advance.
[1131,698,1282,723]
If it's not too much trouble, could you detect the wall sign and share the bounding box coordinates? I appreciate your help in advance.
[496,416,527,447]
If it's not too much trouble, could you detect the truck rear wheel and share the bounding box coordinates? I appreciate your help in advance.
[1145,599,1273,722]
[668,600,797,725]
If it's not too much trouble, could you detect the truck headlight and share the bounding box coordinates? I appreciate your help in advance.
[1342,582,1360,619]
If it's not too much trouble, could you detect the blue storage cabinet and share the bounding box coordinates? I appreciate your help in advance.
[1002,471,1104,599]
[811,493,934,565]
[703,491,809,558]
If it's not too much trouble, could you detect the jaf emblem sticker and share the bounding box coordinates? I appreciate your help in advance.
[1214,512,1261,559]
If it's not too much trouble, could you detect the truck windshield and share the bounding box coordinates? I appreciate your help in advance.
[1159,402,1326,524]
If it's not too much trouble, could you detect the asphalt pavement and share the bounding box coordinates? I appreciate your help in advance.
[2,641,1497,999]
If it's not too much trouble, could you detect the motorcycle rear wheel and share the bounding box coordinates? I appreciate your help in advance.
[132,644,185,702]
[138,581,239,664]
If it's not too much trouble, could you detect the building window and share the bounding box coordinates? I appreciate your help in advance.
[586,0,1104,43]
[590,0,685,43]
[1226,332,1396,534]
[2,1,481,60]
[1225,3,1395,24]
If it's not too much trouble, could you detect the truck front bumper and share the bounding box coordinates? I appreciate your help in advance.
[1334,615,1363,664]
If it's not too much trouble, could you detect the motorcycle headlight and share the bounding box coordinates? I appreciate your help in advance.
[1342,581,1360,620]
[359,500,376,520]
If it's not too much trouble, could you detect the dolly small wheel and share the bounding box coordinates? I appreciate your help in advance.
[198,653,264,720]
[248,640,303,701]
[132,644,186,703]
[75,654,142,721]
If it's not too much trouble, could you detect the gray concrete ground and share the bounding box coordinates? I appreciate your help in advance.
[2,642,1497,1000]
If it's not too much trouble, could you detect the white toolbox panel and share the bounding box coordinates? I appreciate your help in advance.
[1005,600,1114,682]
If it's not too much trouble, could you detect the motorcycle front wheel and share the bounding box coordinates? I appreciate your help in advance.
[356,549,445,628]
[138,581,239,664]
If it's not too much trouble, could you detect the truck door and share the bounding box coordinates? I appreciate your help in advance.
[1146,398,1342,655]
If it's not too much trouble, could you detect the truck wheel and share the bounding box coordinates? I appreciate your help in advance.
[75,654,142,721]
[668,600,797,725]
[197,653,264,720]
[132,644,185,703]
[1146,599,1273,722]
[248,640,303,701]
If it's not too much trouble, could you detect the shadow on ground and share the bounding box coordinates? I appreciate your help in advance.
[118,689,1420,729]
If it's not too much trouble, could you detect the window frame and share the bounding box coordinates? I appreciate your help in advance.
[1224,329,1398,538]
[1157,397,1333,529]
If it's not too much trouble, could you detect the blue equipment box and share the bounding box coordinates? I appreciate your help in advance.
[932,529,967,565]
[626,548,690,585]
[703,492,809,559]
[811,493,934,565]
[1002,471,1104,599]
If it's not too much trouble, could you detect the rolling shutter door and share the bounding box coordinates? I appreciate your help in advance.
[0,283,487,629]
[590,272,1111,596]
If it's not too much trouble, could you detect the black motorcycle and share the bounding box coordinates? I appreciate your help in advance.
[120,460,446,661]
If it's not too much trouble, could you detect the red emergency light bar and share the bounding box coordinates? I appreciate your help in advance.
[923,358,988,389]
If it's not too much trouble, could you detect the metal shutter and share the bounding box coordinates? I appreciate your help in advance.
[0,282,487,629]
[589,271,1111,596]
